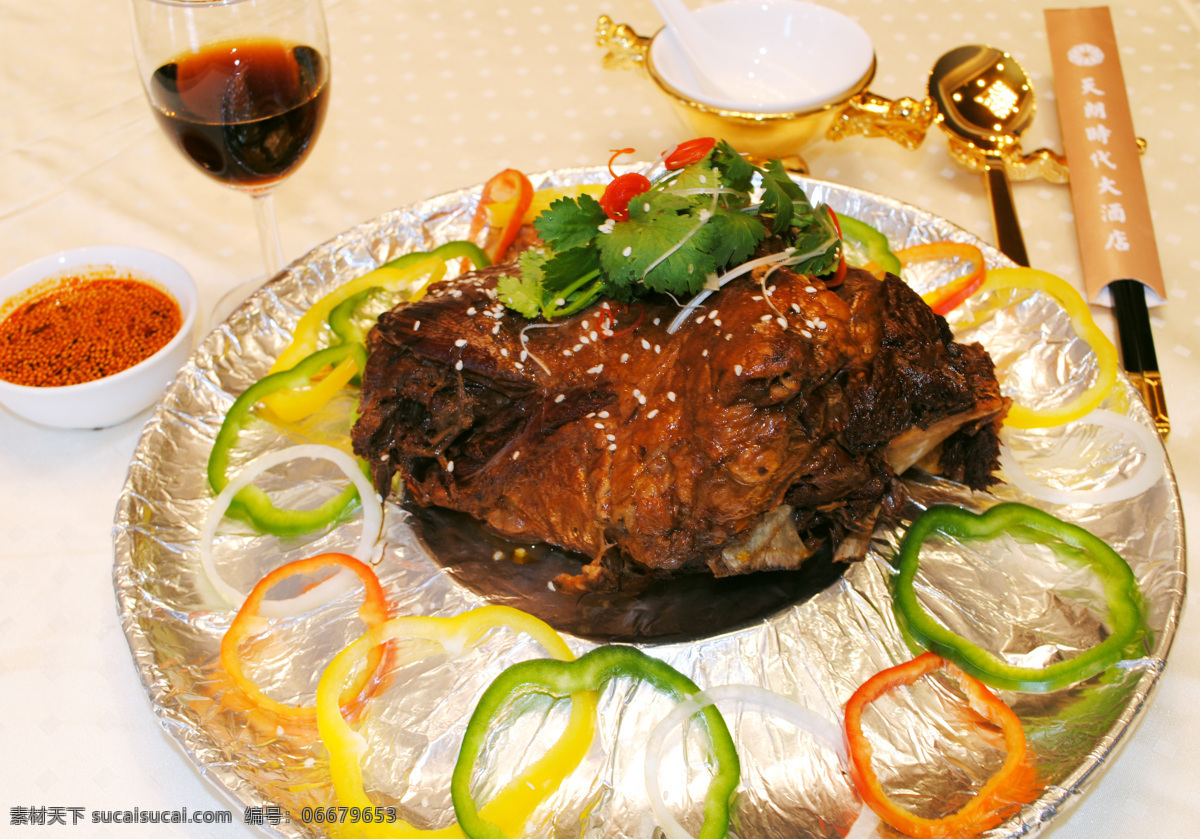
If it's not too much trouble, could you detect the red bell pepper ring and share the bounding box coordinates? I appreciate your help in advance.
[219,552,390,722]
[844,652,1037,839]
[467,168,535,264]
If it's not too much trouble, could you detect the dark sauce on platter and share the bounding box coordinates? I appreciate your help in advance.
[405,504,849,643]
[149,39,329,189]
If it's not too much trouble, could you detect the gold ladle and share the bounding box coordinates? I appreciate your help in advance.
[928,45,1039,265]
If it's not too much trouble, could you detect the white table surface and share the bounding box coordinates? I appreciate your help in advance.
[1,0,1196,836]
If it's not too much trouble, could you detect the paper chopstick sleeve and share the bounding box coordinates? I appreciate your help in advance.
[1044,6,1166,303]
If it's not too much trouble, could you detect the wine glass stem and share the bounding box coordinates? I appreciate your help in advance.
[251,190,284,276]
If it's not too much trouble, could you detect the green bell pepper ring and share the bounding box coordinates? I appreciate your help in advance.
[327,287,378,348]
[327,288,376,387]
[893,502,1146,693]
[325,240,491,352]
[834,212,902,276]
[380,239,490,273]
[452,644,740,839]
[267,239,491,376]
[207,240,490,538]
[207,340,370,537]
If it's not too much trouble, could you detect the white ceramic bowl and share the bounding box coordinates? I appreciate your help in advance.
[649,0,875,113]
[0,246,198,429]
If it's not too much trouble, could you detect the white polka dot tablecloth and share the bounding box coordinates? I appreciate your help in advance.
[0,0,1197,836]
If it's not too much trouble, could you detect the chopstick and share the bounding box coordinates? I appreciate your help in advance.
[1110,279,1169,437]
[1044,7,1170,439]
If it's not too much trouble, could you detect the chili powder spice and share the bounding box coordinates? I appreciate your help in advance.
[0,275,182,387]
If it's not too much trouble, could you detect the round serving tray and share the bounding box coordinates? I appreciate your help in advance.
[114,167,1185,838]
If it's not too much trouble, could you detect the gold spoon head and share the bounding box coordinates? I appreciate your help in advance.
[928,44,1035,154]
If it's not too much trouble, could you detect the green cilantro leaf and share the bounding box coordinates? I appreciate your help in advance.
[533,194,607,251]
[494,141,842,320]
[496,277,544,320]
[707,207,766,267]
[540,245,602,294]
[657,157,717,193]
[598,201,712,296]
[713,139,757,195]
[788,204,841,276]
[634,189,692,216]
[640,217,720,295]
[762,158,804,200]
[496,249,551,319]
[793,247,840,278]
[758,179,795,234]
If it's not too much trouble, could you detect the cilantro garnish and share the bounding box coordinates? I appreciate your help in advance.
[497,139,841,320]
[534,194,606,252]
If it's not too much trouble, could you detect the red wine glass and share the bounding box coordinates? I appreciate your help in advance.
[131,0,331,318]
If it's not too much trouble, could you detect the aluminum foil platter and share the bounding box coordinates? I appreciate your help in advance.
[113,167,1185,839]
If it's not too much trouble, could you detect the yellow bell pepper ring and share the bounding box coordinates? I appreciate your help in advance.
[268,256,447,376]
[258,241,490,424]
[979,267,1119,429]
[484,184,608,231]
[315,606,598,839]
[258,352,362,425]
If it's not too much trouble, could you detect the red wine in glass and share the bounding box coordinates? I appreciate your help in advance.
[148,39,329,189]
[132,0,331,321]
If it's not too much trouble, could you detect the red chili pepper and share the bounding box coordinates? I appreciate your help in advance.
[599,172,652,222]
[466,168,535,264]
[662,136,717,169]
[597,302,645,338]
[607,147,636,179]
[598,147,652,222]
[606,303,644,338]
[825,206,847,287]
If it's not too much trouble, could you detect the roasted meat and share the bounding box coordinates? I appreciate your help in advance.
[352,262,1007,593]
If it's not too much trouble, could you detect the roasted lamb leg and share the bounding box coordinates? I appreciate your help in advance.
[352,262,1007,593]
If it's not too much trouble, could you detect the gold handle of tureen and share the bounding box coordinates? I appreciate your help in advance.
[939,133,1141,184]
[826,94,1074,186]
[596,15,651,71]
[824,92,936,151]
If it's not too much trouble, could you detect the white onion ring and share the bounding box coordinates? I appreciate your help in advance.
[644,683,880,839]
[999,409,1165,507]
[199,444,384,617]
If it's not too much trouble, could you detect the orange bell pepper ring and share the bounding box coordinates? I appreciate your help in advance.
[468,168,535,264]
[843,651,1037,839]
[220,553,390,722]
[897,242,987,316]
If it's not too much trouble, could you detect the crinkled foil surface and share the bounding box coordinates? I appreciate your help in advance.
[114,168,1185,838]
